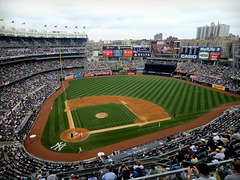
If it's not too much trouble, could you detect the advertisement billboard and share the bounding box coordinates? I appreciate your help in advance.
[103,50,113,57]
[123,49,133,57]
[199,47,222,52]
[84,74,94,77]
[209,51,221,61]
[113,49,123,57]
[133,46,151,57]
[74,74,84,78]
[65,76,74,80]
[199,51,209,60]
[133,53,151,57]
[133,46,150,53]
[212,84,225,91]
[103,46,132,50]
[119,46,132,50]
[180,46,199,59]
[103,46,118,50]
[199,47,221,61]
[151,41,175,57]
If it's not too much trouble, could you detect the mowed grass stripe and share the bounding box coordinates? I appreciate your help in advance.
[121,77,147,97]
[122,76,155,98]
[98,76,132,95]
[158,80,176,108]
[209,90,217,107]
[155,78,172,105]
[164,81,182,114]
[203,88,209,111]
[217,92,224,105]
[213,92,221,107]
[220,92,232,105]
[196,86,202,112]
[175,82,190,115]
[191,86,198,112]
[184,85,195,114]
[145,78,165,102]
[167,81,185,113]
[108,77,136,96]
[86,76,135,97]
[109,76,144,97]
[130,76,157,99]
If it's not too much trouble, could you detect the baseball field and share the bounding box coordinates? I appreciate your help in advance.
[39,75,240,155]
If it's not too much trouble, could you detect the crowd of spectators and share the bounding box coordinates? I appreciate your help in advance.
[0,58,86,84]
[176,61,240,92]
[84,59,145,72]
[0,142,84,179]
[1,143,44,179]
[0,71,61,141]
[0,36,87,60]
[0,36,86,47]
[0,47,85,60]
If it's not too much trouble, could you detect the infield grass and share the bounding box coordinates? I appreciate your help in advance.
[72,103,137,131]
[41,76,240,153]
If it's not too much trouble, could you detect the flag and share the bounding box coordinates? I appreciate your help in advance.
[65,26,67,28]
[22,22,25,25]
[75,26,78,28]
[44,25,47,27]
[0,19,4,21]
[12,20,14,23]
[54,25,57,28]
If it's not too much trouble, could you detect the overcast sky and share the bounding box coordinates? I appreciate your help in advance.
[0,0,239,41]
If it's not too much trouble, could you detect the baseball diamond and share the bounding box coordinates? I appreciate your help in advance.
[24,75,240,162]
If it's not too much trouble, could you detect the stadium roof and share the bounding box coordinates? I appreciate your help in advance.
[0,25,88,39]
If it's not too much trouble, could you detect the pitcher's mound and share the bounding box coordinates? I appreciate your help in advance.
[60,128,89,142]
[96,113,108,118]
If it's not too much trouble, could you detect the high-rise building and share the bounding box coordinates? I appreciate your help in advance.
[154,33,163,40]
[196,22,230,40]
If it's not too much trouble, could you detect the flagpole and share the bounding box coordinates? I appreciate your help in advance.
[0,19,4,26]
[12,21,15,29]
[59,47,63,81]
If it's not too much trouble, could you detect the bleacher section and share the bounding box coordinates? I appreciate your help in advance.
[0,36,87,62]
[176,61,240,93]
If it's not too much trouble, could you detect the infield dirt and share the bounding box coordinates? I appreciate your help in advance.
[60,96,171,142]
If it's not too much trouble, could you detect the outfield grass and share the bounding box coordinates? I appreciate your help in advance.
[41,76,240,153]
